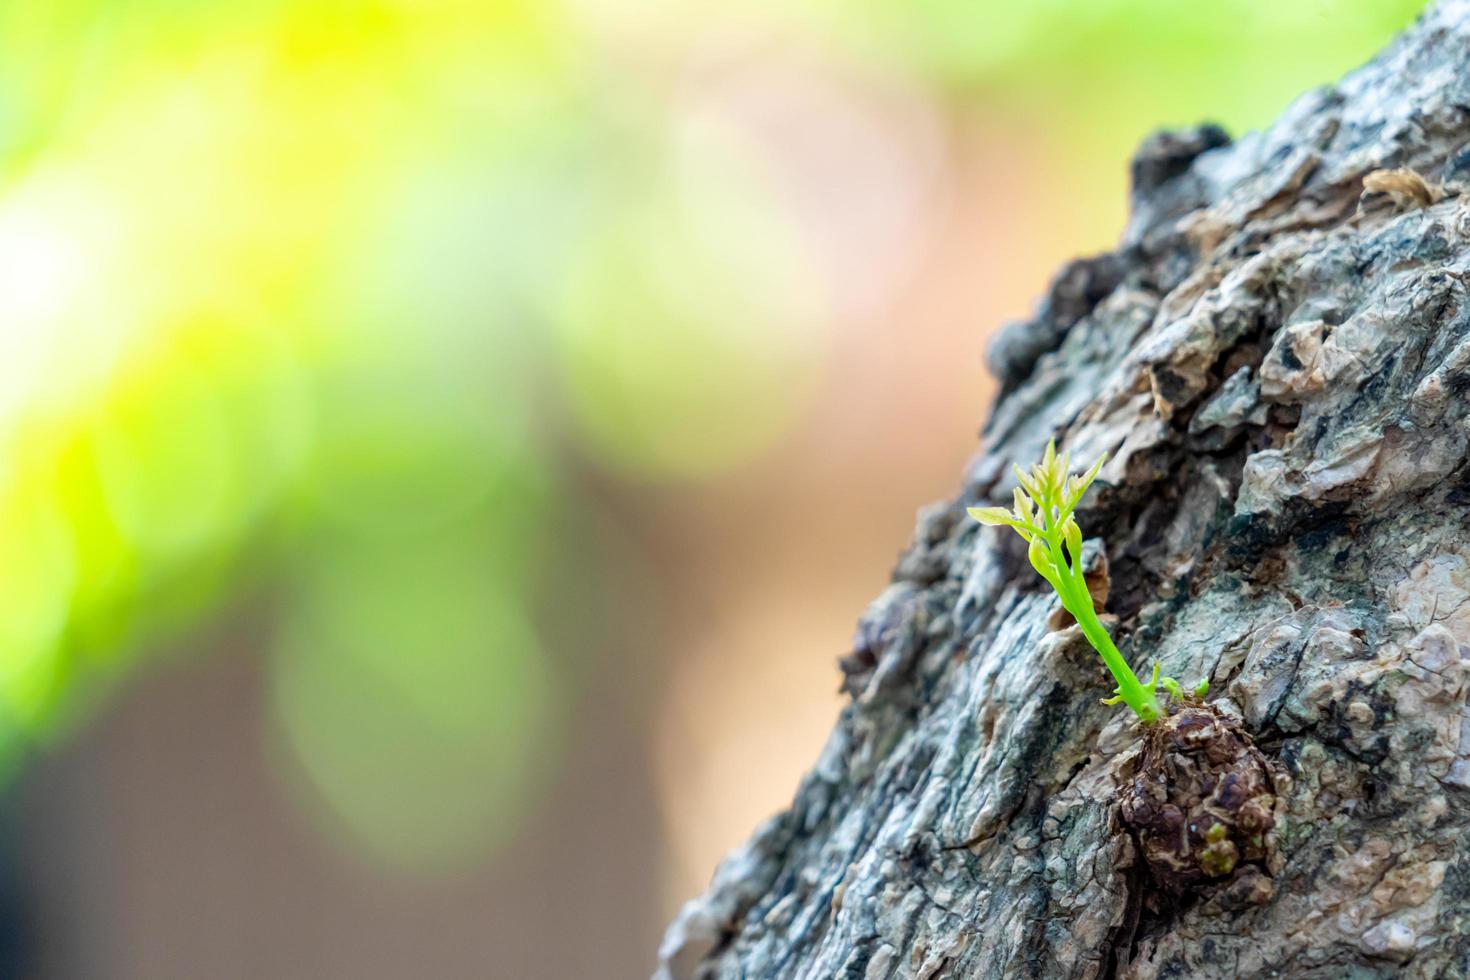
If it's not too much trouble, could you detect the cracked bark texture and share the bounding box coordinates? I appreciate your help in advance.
[657,4,1470,978]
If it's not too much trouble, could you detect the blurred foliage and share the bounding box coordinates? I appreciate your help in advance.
[0,0,1426,866]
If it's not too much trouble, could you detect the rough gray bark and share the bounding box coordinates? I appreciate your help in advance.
[658,4,1470,978]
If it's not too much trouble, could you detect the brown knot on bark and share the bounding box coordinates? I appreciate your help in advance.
[1118,703,1285,901]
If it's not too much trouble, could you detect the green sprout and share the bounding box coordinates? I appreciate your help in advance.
[968,441,1207,724]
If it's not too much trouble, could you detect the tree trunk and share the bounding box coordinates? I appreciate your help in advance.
[657,4,1470,977]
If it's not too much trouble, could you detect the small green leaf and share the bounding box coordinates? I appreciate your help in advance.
[1012,463,1042,503]
[1027,535,1059,586]
[1012,486,1033,527]
[1062,516,1083,570]
[1068,452,1108,508]
[967,506,1015,526]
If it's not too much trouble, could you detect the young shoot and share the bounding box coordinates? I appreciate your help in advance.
[968,441,1206,724]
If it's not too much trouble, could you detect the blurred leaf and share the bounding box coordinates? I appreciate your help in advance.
[271,528,557,869]
[554,118,827,480]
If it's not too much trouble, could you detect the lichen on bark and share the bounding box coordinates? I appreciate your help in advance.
[658,3,1470,977]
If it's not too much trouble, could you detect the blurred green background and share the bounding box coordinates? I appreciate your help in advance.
[0,1,1424,977]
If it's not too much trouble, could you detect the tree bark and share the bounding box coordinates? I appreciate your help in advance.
[657,4,1470,977]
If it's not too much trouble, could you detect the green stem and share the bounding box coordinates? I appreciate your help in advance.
[1043,532,1159,724]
